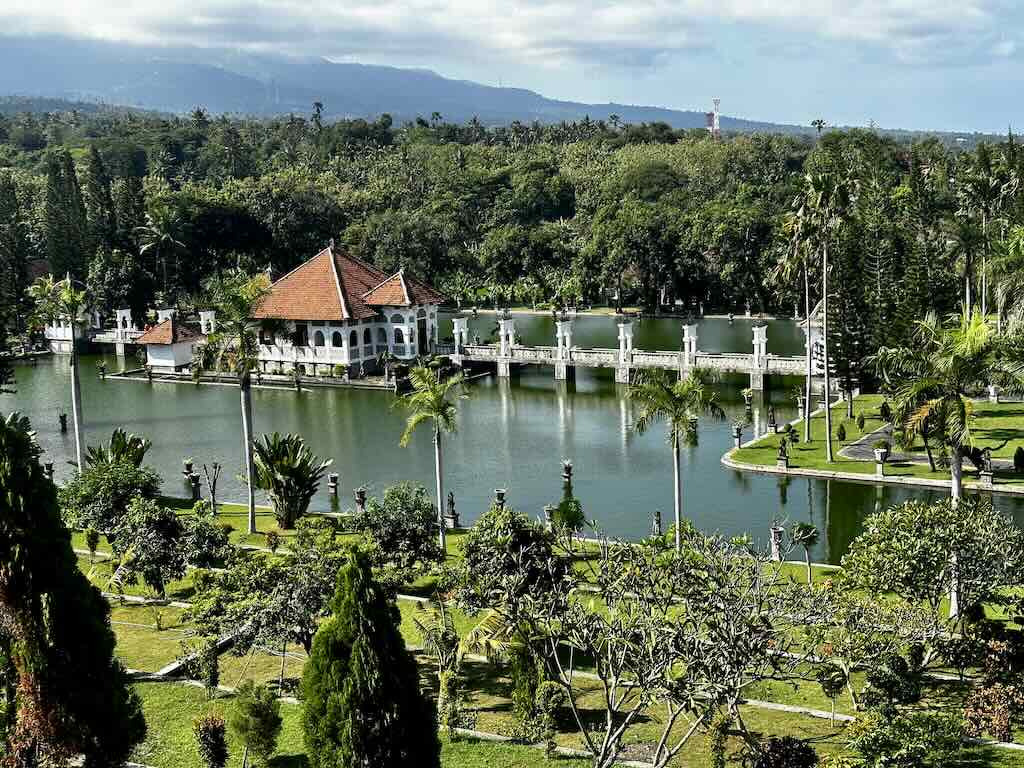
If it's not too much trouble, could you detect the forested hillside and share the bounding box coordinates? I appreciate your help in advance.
[2,105,1022,391]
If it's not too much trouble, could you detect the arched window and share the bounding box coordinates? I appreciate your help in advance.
[394,328,405,344]
[377,327,387,344]
[349,330,359,347]
[363,328,372,344]
[332,331,343,347]
[121,317,128,329]
[417,308,427,318]
[391,314,404,324]
[313,330,325,347]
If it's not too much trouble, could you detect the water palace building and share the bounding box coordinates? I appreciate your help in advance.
[251,244,445,375]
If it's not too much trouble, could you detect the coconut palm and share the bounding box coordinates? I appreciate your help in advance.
[992,225,1024,330]
[252,432,332,529]
[193,272,269,534]
[774,214,818,443]
[791,172,856,463]
[28,274,88,471]
[943,215,985,316]
[135,204,187,298]
[396,366,468,550]
[871,310,1024,503]
[629,369,725,552]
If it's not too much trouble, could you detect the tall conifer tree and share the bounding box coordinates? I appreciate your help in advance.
[302,549,440,768]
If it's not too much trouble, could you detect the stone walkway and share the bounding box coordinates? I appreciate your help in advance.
[839,424,1015,471]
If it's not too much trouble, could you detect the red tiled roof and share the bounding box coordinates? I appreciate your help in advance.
[254,246,445,321]
[363,270,446,308]
[136,316,202,345]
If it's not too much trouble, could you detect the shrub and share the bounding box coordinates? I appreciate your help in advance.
[184,512,232,568]
[58,459,162,531]
[836,423,847,442]
[265,528,282,553]
[861,652,922,712]
[856,412,866,432]
[533,681,566,757]
[1015,446,1024,473]
[193,714,228,768]
[84,526,100,560]
[229,681,283,767]
[753,736,818,768]
[353,483,443,587]
[707,713,732,768]
[879,401,892,422]
[509,645,545,737]
[964,683,1024,742]
[333,364,346,378]
[847,711,964,768]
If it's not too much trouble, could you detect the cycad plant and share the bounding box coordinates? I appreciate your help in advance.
[396,367,467,550]
[85,428,152,468]
[871,310,1024,502]
[629,369,725,552]
[252,432,331,529]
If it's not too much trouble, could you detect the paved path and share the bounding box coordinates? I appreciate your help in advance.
[839,424,1015,471]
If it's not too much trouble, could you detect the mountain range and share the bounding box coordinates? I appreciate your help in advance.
[0,35,808,133]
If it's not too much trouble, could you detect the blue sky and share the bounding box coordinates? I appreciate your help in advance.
[2,0,1021,132]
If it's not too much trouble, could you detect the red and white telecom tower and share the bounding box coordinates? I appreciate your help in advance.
[705,98,721,140]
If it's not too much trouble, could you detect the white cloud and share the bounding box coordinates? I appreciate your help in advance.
[0,0,1015,67]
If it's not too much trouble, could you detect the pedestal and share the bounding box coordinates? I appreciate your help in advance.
[749,371,764,391]
[497,359,512,378]
[980,470,994,490]
[614,365,631,384]
[776,457,789,470]
[554,361,572,380]
[115,342,126,357]
[875,462,885,478]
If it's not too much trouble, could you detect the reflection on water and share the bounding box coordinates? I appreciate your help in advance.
[5,314,1022,564]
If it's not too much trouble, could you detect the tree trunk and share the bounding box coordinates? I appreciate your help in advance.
[240,373,256,535]
[822,242,834,463]
[672,435,682,553]
[924,433,936,472]
[279,639,287,690]
[805,549,812,585]
[69,321,85,472]
[950,444,963,506]
[803,263,813,444]
[434,425,446,552]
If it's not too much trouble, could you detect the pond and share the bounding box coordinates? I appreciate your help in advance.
[5,313,1021,564]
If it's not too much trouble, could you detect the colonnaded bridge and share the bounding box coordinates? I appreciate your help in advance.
[439,316,810,390]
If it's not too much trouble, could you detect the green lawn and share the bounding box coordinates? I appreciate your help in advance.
[110,603,190,672]
[733,395,1024,487]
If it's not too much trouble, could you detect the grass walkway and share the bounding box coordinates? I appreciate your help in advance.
[731,395,1024,489]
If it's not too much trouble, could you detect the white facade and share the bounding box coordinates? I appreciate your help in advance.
[146,341,197,371]
[256,305,441,375]
[43,313,91,354]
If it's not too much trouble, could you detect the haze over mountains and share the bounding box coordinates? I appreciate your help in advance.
[0,35,808,133]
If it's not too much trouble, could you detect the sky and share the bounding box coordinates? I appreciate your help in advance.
[1,0,1022,132]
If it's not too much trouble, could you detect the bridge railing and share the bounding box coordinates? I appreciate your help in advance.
[631,350,681,369]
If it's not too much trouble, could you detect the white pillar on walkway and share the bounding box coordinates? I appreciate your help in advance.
[452,317,469,352]
[498,317,515,358]
[752,325,768,369]
[682,324,698,368]
[617,321,634,364]
[157,308,177,323]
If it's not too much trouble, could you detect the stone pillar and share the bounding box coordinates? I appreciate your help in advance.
[752,325,768,368]
[989,384,1000,404]
[652,509,662,538]
[750,371,765,391]
[497,359,512,378]
[189,472,202,501]
[979,471,994,490]
[732,424,743,449]
[353,487,367,514]
[681,324,698,369]
[199,310,216,335]
[452,317,469,353]
[498,317,515,358]
[494,488,507,510]
[616,320,633,383]
[157,308,177,323]
[554,319,573,380]
[327,472,339,496]
[445,492,460,529]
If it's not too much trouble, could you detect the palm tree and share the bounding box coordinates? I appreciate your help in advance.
[789,522,819,584]
[774,215,817,443]
[811,119,826,137]
[943,215,985,316]
[28,274,88,471]
[396,367,468,550]
[135,204,187,298]
[193,273,270,534]
[252,432,332,529]
[792,173,855,463]
[629,369,725,552]
[871,311,1024,503]
[993,225,1024,330]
